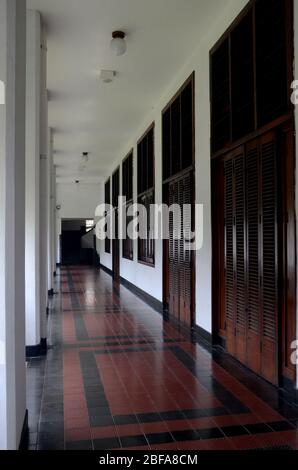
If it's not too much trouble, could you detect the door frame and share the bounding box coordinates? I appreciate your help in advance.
[112,167,120,280]
[162,169,196,328]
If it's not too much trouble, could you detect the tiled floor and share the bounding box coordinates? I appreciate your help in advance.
[26,266,298,450]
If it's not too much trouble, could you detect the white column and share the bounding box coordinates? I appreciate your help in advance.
[39,25,48,340]
[25,10,41,350]
[0,0,27,449]
[56,216,62,265]
[47,127,54,294]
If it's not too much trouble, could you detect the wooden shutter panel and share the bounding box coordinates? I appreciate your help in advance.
[169,180,179,320]
[182,172,192,326]
[260,132,278,384]
[246,140,261,374]
[224,157,235,355]
[234,152,246,363]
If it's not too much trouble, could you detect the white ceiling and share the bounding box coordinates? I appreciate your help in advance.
[27,0,224,183]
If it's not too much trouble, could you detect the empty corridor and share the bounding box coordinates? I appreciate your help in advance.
[26,266,298,450]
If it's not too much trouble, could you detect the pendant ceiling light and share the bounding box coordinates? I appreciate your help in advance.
[110,31,127,56]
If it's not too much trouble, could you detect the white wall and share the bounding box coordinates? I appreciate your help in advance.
[57,182,102,219]
[99,0,249,331]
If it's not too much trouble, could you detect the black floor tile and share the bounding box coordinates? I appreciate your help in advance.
[160,410,185,421]
[183,409,206,419]
[90,415,114,427]
[137,412,161,423]
[268,421,296,432]
[244,423,273,435]
[113,414,138,425]
[221,425,249,437]
[65,440,93,450]
[37,439,64,450]
[171,429,200,442]
[93,437,121,450]
[120,434,148,448]
[197,427,224,440]
[146,432,174,445]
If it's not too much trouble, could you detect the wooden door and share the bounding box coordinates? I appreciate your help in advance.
[168,171,193,326]
[112,168,120,280]
[259,132,278,384]
[223,131,279,384]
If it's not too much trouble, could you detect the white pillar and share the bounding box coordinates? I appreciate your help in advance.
[25,10,41,351]
[56,216,62,265]
[0,0,27,449]
[47,127,54,294]
[39,25,48,340]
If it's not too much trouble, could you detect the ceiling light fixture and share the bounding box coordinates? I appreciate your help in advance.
[82,152,89,162]
[110,31,127,56]
[100,70,116,83]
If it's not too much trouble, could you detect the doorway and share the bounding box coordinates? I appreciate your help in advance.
[162,74,196,328]
[112,168,120,280]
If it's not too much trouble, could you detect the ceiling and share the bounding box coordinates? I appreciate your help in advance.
[27,0,225,183]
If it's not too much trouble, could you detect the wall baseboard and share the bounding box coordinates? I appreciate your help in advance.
[193,324,212,346]
[19,409,28,450]
[99,263,113,277]
[26,338,47,359]
[120,276,164,314]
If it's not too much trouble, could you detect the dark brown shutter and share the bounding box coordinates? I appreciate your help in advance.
[260,132,278,384]
[246,139,261,374]
[168,172,193,326]
[181,172,192,325]
[224,157,235,355]
[234,152,246,363]
[169,180,179,320]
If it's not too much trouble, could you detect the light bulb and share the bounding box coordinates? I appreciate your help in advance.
[110,31,127,56]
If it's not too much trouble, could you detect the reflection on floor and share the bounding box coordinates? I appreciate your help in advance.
[26,266,298,450]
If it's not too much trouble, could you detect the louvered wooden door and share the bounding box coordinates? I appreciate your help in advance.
[224,148,246,361]
[169,179,180,320]
[168,172,193,326]
[259,132,278,384]
[224,131,279,384]
[112,168,120,280]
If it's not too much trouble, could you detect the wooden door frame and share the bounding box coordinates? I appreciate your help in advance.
[112,167,120,280]
[162,168,196,328]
